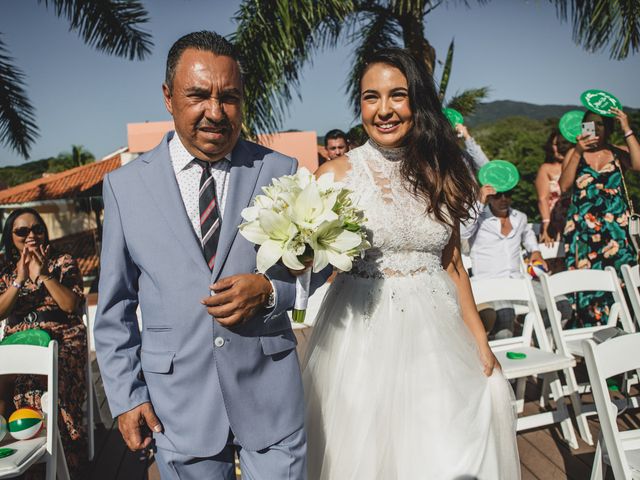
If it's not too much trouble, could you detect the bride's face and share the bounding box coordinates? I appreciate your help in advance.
[360,63,413,148]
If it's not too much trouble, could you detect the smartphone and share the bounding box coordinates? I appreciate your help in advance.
[581,121,596,139]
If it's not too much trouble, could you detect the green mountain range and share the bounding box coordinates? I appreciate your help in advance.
[466,100,639,127]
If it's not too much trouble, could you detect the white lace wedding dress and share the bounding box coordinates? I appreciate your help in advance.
[302,140,520,479]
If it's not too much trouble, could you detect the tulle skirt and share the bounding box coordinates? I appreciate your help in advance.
[302,270,520,480]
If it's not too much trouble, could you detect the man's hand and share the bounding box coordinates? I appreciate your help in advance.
[202,274,272,327]
[529,251,548,271]
[479,184,496,204]
[118,402,162,451]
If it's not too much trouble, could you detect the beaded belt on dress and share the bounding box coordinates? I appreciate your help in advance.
[7,310,68,327]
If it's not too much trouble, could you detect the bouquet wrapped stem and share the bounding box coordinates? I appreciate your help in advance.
[238,167,369,324]
[292,269,312,323]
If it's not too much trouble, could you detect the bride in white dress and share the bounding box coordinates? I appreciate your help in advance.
[302,49,520,479]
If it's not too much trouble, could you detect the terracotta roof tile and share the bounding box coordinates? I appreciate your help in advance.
[0,155,121,205]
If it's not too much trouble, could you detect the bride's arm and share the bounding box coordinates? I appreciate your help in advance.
[442,223,500,377]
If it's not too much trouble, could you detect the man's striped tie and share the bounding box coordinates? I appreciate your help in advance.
[193,159,221,270]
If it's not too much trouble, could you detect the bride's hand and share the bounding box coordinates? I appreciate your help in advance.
[479,344,501,377]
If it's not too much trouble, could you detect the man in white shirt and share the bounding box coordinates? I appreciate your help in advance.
[461,186,546,338]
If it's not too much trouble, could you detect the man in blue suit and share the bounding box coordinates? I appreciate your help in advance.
[95,31,330,479]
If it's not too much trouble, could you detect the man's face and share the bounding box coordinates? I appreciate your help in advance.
[488,191,512,213]
[326,138,348,159]
[163,48,243,161]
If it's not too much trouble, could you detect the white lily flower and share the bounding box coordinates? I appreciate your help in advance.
[240,195,276,221]
[309,220,363,272]
[316,171,344,194]
[288,182,339,230]
[254,210,302,272]
[238,219,269,244]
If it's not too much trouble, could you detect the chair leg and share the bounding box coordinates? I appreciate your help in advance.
[590,438,604,480]
[87,378,96,461]
[56,431,71,480]
[539,374,550,408]
[548,373,579,449]
[565,367,594,445]
[515,378,527,413]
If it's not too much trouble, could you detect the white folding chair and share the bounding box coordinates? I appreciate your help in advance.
[81,304,96,461]
[622,264,640,330]
[584,334,640,479]
[0,341,70,480]
[471,276,579,448]
[537,241,565,260]
[540,267,636,445]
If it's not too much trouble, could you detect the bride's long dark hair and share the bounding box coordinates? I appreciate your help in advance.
[359,48,478,226]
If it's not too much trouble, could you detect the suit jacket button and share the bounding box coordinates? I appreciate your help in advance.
[214,336,225,347]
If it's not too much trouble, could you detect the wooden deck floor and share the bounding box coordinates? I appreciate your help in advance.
[89,359,639,480]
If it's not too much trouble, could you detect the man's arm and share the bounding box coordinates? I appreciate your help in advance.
[521,217,539,254]
[94,174,149,417]
[520,215,547,268]
[460,201,484,240]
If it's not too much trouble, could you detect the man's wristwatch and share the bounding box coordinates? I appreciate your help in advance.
[256,271,276,309]
[266,286,276,309]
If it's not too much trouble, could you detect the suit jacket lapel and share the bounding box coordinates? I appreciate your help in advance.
[212,139,264,281]
[138,133,210,276]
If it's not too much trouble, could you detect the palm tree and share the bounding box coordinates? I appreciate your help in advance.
[232,0,639,136]
[69,144,94,167]
[553,0,640,60]
[437,38,489,117]
[0,0,153,159]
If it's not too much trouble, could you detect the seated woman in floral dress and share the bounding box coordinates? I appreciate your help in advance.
[0,208,87,477]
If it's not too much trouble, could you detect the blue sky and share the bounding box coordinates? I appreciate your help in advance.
[1,0,638,167]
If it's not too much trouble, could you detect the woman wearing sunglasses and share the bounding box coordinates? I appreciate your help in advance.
[0,207,87,477]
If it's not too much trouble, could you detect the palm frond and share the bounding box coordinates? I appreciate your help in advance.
[0,35,38,159]
[231,0,355,136]
[347,11,402,116]
[438,38,454,101]
[551,0,640,60]
[392,0,426,16]
[446,87,489,116]
[39,0,152,60]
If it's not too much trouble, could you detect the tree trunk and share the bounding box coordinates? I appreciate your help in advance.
[397,9,435,75]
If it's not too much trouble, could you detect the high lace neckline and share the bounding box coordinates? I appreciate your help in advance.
[367,139,406,163]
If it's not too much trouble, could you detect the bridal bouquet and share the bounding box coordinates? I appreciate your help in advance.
[238,167,369,322]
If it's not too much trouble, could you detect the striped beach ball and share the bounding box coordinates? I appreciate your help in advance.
[527,260,547,279]
[8,408,43,440]
[0,415,6,442]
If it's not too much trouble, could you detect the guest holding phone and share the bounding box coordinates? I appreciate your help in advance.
[559,108,640,326]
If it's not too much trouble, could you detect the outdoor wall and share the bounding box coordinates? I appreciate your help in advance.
[127,121,175,153]
[127,122,319,171]
[31,200,98,240]
[257,131,319,172]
